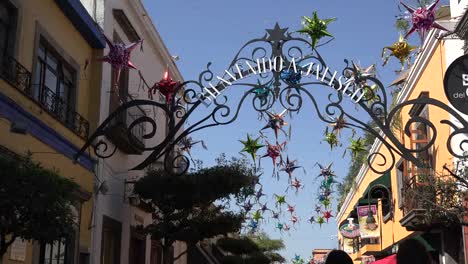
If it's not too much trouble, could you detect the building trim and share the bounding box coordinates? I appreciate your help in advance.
[0,90,96,172]
[54,0,105,49]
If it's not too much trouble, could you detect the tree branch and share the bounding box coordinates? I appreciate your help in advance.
[443,164,468,187]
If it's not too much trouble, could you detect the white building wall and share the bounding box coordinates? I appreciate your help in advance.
[80,0,185,264]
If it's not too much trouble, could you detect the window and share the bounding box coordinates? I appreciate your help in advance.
[129,229,146,264]
[407,93,433,184]
[150,240,162,264]
[0,0,17,60]
[33,37,77,127]
[397,161,404,209]
[101,216,122,264]
[39,205,79,264]
[40,238,75,264]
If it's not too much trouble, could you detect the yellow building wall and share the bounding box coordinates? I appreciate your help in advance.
[338,40,454,258]
[0,0,101,263]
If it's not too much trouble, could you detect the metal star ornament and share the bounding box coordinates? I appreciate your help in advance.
[316,216,325,227]
[297,11,336,49]
[347,137,367,160]
[261,110,288,141]
[308,216,316,224]
[280,157,301,180]
[149,70,180,104]
[382,34,417,72]
[400,0,448,42]
[239,134,265,162]
[266,23,289,42]
[275,194,286,207]
[252,210,263,222]
[101,34,143,91]
[323,210,333,222]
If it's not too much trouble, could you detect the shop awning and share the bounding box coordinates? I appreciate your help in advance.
[357,172,391,205]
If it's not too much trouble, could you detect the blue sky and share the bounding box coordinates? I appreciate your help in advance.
[143,0,448,261]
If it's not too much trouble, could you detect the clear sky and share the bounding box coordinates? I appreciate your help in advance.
[142,0,448,262]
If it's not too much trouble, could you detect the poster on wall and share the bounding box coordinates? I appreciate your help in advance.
[9,239,26,261]
[342,237,354,254]
[357,205,379,239]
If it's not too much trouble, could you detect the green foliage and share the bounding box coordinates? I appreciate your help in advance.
[218,232,285,264]
[250,232,285,253]
[134,155,258,262]
[217,237,260,255]
[0,153,80,256]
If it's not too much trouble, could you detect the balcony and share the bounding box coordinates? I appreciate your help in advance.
[107,94,146,154]
[0,55,90,139]
[400,174,438,231]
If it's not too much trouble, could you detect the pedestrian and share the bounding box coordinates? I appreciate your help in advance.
[396,238,431,264]
[324,249,353,264]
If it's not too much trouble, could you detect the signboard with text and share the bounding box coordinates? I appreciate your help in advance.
[444,54,468,115]
[357,205,379,239]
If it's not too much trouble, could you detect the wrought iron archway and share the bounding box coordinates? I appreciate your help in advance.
[74,23,468,176]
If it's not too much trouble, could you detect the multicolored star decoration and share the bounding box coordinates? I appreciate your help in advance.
[251,210,263,222]
[288,178,303,194]
[261,110,288,141]
[347,137,367,160]
[329,116,347,136]
[148,70,180,104]
[275,194,287,207]
[316,216,325,227]
[347,61,376,88]
[252,79,272,106]
[292,254,305,264]
[308,216,316,224]
[276,222,284,232]
[400,0,448,42]
[323,128,339,150]
[280,68,302,85]
[101,34,143,93]
[382,34,417,72]
[280,157,301,181]
[297,11,336,49]
[261,141,287,178]
[239,134,265,162]
[323,210,333,223]
[177,136,207,163]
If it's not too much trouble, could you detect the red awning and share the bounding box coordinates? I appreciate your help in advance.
[371,254,396,264]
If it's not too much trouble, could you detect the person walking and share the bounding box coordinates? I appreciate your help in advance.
[324,250,353,264]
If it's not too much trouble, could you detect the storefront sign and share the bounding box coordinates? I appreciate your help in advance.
[196,56,367,106]
[357,205,379,239]
[444,54,468,115]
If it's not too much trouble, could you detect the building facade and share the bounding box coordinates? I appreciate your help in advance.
[79,1,185,264]
[336,1,468,264]
[0,0,104,263]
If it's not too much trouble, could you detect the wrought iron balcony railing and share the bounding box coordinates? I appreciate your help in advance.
[402,174,436,215]
[0,55,90,139]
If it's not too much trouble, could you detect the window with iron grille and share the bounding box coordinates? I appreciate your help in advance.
[33,37,77,129]
[0,0,17,60]
[39,205,79,264]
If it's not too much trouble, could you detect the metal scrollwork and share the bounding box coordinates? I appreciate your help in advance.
[74,23,468,175]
